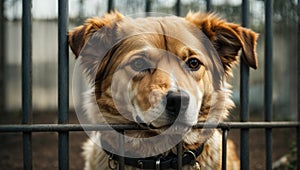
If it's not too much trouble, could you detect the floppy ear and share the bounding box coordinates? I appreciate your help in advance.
[186,12,258,72]
[68,11,124,58]
[68,12,124,84]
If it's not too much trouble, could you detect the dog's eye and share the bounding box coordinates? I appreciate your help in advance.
[130,58,150,72]
[186,58,202,71]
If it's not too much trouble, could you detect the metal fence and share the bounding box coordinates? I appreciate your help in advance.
[0,0,299,170]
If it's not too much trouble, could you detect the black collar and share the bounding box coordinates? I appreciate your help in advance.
[101,140,205,169]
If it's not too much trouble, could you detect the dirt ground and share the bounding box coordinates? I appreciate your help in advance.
[0,111,296,170]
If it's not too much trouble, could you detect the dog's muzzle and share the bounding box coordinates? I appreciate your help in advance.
[136,90,191,129]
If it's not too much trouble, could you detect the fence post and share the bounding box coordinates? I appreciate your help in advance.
[206,0,211,12]
[22,1,33,169]
[177,141,183,170]
[176,0,181,16]
[145,0,152,13]
[240,1,250,170]
[264,0,273,169]
[297,0,300,169]
[108,0,114,12]
[0,0,5,113]
[58,0,69,169]
[222,129,228,170]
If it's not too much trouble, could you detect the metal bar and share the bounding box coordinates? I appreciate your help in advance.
[177,141,183,170]
[0,0,5,112]
[58,1,69,170]
[118,131,125,170]
[0,122,299,132]
[264,0,273,169]
[240,1,250,169]
[22,1,32,169]
[176,0,181,16]
[206,0,211,12]
[145,0,152,13]
[297,0,300,169]
[222,129,228,170]
[108,0,114,12]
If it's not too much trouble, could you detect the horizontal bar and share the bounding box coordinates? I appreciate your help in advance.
[197,122,300,129]
[0,122,298,132]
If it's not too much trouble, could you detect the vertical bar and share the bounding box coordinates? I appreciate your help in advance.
[58,1,69,170]
[222,129,228,170]
[176,0,181,16]
[145,0,152,14]
[206,0,211,12]
[0,0,5,112]
[297,0,300,169]
[264,0,273,169]
[240,1,249,170]
[22,1,32,170]
[118,131,125,170]
[177,141,183,170]
[108,0,114,12]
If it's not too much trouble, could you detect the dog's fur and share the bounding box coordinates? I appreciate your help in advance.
[69,11,258,170]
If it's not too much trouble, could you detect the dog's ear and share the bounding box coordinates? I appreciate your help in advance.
[68,12,124,58]
[68,12,124,85]
[186,12,258,71]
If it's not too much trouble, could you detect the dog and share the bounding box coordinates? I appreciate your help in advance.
[69,11,258,170]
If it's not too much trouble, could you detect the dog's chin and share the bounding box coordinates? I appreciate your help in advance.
[137,121,193,135]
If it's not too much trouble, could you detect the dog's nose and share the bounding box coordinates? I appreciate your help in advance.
[166,91,189,117]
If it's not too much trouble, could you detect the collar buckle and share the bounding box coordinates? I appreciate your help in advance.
[108,154,118,170]
[155,157,161,170]
[184,150,200,170]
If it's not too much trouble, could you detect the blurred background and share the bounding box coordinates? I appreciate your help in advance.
[0,0,298,169]
[1,0,298,120]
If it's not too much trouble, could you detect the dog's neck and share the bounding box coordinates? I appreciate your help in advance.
[101,138,205,169]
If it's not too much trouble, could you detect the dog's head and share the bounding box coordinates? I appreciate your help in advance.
[69,12,258,148]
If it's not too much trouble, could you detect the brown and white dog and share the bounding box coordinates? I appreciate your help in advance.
[69,11,258,170]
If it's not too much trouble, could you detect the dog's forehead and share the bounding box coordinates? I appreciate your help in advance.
[118,16,194,43]
[118,16,184,34]
[116,16,210,55]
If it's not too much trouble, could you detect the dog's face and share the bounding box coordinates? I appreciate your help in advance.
[69,12,258,148]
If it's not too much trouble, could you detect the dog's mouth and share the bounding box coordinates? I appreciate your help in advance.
[135,114,193,135]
